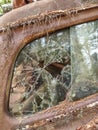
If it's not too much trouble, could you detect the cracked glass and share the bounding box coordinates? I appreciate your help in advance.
[9,20,98,116]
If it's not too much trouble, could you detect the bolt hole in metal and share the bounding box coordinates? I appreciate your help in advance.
[9,19,98,117]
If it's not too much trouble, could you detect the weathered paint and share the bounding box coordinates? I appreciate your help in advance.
[0,0,98,130]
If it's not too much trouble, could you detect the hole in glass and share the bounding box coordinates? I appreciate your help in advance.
[9,20,98,116]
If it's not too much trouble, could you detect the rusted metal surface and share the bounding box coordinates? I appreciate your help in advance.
[13,0,27,9]
[13,0,33,9]
[0,0,98,130]
[77,116,98,130]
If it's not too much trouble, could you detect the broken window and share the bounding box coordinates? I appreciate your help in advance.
[9,19,98,116]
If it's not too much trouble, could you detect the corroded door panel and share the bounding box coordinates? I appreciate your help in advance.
[0,0,98,130]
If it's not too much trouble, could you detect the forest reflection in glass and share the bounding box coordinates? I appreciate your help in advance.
[69,20,98,101]
[10,20,98,116]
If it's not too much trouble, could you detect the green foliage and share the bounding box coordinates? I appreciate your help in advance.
[0,0,11,15]
[0,0,11,4]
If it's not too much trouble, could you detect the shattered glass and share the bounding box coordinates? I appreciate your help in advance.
[9,20,98,116]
